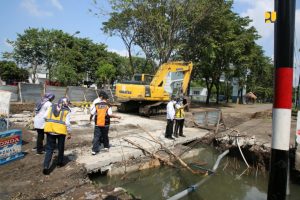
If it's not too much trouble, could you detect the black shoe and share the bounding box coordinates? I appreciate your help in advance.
[43,168,50,175]
[57,163,65,168]
[179,134,186,137]
[174,135,178,138]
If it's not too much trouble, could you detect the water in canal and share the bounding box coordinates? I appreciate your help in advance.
[92,145,300,200]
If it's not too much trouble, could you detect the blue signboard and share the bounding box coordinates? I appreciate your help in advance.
[0,129,24,165]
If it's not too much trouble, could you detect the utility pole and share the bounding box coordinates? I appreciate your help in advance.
[267,0,295,200]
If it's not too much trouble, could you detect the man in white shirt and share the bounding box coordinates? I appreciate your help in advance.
[90,93,121,155]
[165,97,176,139]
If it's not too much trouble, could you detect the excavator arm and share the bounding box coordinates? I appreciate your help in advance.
[150,61,193,96]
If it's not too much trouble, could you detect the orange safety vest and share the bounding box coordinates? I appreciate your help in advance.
[44,106,69,135]
[95,102,110,127]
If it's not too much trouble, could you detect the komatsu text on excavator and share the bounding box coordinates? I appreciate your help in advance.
[115,61,193,115]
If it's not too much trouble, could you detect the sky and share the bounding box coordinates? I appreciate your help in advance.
[0,0,299,84]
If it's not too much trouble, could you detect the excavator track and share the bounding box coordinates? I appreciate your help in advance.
[138,101,167,116]
[117,101,167,116]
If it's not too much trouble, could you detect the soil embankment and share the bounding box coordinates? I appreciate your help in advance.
[0,126,135,200]
[195,103,297,171]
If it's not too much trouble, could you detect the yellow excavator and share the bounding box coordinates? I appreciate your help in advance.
[115,61,193,115]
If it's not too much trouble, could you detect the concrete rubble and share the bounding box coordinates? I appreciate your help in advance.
[64,109,209,174]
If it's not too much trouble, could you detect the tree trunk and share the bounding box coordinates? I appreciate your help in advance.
[205,77,213,105]
[239,87,244,104]
[128,46,135,76]
[215,81,220,104]
[142,58,149,73]
[32,61,38,84]
[226,81,230,103]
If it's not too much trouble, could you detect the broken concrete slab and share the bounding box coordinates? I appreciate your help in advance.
[65,113,209,174]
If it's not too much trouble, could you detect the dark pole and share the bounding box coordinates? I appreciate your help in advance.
[267,0,295,200]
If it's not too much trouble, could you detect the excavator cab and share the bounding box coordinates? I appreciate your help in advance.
[132,74,154,85]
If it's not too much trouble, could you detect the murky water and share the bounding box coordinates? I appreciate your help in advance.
[93,146,300,200]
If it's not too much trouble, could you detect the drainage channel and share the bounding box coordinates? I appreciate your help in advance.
[88,144,300,200]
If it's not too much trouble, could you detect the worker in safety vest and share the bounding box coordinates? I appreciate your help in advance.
[174,98,188,137]
[90,90,108,148]
[90,93,121,155]
[42,97,71,175]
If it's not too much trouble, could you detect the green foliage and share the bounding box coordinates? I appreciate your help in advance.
[102,0,196,67]
[0,60,29,84]
[254,86,273,102]
[96,62,116,85]
[4,28,45,83]
[179,0,271,104]
[190,80,205,88]
[3,27,150,86]
[51,64,81,86]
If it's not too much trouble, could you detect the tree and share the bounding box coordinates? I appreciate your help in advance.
[51,64,81,86]
[180,0,263,104]
[4,28,112,86]
[0,60,29,84]
[96,62,116,86]
[103,10,137,75]
[101,0,208,68]
[4,28,45,83]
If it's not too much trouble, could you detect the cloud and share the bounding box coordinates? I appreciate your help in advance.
[50,0,63,11]
[235,1,300,86]
[239,0,274,38]
[109,49,129,57]
[21,0,53,17]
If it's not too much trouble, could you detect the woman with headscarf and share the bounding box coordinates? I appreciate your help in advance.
[33,93,55,154]
[43,97,72,175]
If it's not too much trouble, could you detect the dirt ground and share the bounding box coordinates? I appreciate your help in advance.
[0,103,275,200]
[0,126,134,200]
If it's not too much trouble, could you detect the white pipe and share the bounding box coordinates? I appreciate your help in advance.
[236,134,250,168]
[167,150,229,200]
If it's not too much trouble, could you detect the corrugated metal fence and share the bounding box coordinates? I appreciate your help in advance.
[0,85,18,102]
[0,83,113,103]
[45,86,67,103]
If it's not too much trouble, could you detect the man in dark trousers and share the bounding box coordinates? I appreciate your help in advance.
[165,97,176,139]
[90,93,121,155]
[174,98,188,137]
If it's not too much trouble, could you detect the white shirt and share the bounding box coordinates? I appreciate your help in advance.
[166,101,175,120]
[90,97,102,112]
[34,101,52,129]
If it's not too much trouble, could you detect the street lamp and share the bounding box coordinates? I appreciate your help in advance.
[63,31,80,64]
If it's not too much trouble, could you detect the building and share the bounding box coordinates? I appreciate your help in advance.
[28,73,47,84]
[189,87,207,102]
